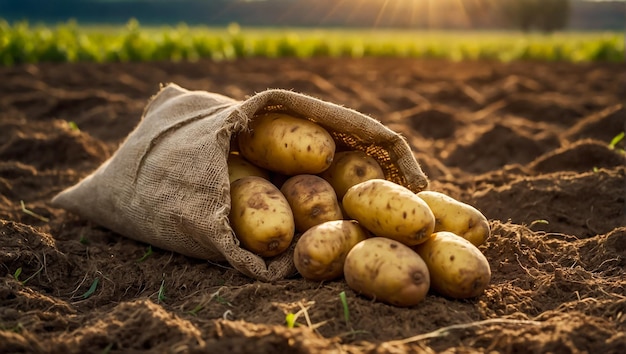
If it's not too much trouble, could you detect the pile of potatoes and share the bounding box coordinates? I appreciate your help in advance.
[229,112,492,307]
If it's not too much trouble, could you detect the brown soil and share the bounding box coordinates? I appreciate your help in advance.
[1,58,625,353]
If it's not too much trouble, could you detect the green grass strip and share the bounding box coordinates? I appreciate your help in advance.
[0,19,623,65]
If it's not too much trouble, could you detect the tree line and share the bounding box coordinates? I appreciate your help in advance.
[498,0,571,32]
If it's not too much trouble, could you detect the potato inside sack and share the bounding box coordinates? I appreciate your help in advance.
[342,179,435,246]
[281,174,344,233]
[238,112,336,175]
[343,237,430,307]
[294,220,369,281]
[227,153,270,184]
[417,191,490,247]
[320,150,385,199]
[229,176,295,257]
[413,231,491,299]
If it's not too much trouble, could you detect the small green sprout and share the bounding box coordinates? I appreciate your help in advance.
[529,219,549,227]
[21,265,44,285]
[187,304,204,316]
[283,302,327,331]
[608,132,624,150]
[13,267,22,281]
[20,200,50,222]
[82,278,99,299]
[214,294,232,306]
[67,121,80,131]
[188,288,232,315]
[1,323,24,333]
[339,291,350,326]
[336,292,370,338]
[101,343,114,354]
[137,245,153,262]
[285,312,297,329]
[157,279,166,303]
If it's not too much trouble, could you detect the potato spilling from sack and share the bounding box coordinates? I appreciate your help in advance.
[227,153,270,183]
[321,150,385,199]
[417,190,490,246]
[343,237,430,307]
[294,220,369,281]
[229,176,295,257]
[238,112,336,175]
[281,174,343,233]
[414,231,491,299]
[227,110,492,307]
[342,179,435,246]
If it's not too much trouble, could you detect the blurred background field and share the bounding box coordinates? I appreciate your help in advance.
[0,20,623,65]
[0,0,624,65]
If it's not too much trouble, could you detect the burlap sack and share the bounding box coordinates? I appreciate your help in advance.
[52,83,429,282]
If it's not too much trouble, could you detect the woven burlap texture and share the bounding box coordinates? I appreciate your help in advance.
[52,83,429,282]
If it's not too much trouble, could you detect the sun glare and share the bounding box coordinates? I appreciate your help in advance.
[336,0,499,29]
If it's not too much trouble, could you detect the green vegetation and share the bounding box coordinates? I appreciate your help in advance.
[13,267,22,281]
[67,121,80,131]
[20,200,50,222]
[136,245,153,262]
[285,312,297,329]
[82,278,100,299]
[157,279,166,303]
[609,132,624,150]
[14,264,44,285]
[339,291,350,327]
[529,219,549,227]
[0,19,623,65]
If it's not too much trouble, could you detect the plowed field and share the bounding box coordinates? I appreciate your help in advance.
[1,58,625,353]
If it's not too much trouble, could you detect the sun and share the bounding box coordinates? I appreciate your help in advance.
[323,0,499,28]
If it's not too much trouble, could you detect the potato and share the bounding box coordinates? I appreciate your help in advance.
[281,175,343,232]
[413,231,491,299]
[342,179,435,246]
[417,190,490,246]
[344,237,430,307]
[227,153,270,184]
[229,176,295,257]
[320,150,385,199]
[294,220,369,281]
[238,112,336,175]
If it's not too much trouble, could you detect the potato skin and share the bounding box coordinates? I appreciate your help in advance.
[227,153,270,184]
[342,179,435,246]
[229,176,295,257]
[238,112,336,175]
[281,175,343,233]
[413,231,491,299]
[320,151,385,199]
[344,237,430,307]
[294,220,369,281]
[417,191,490,246]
